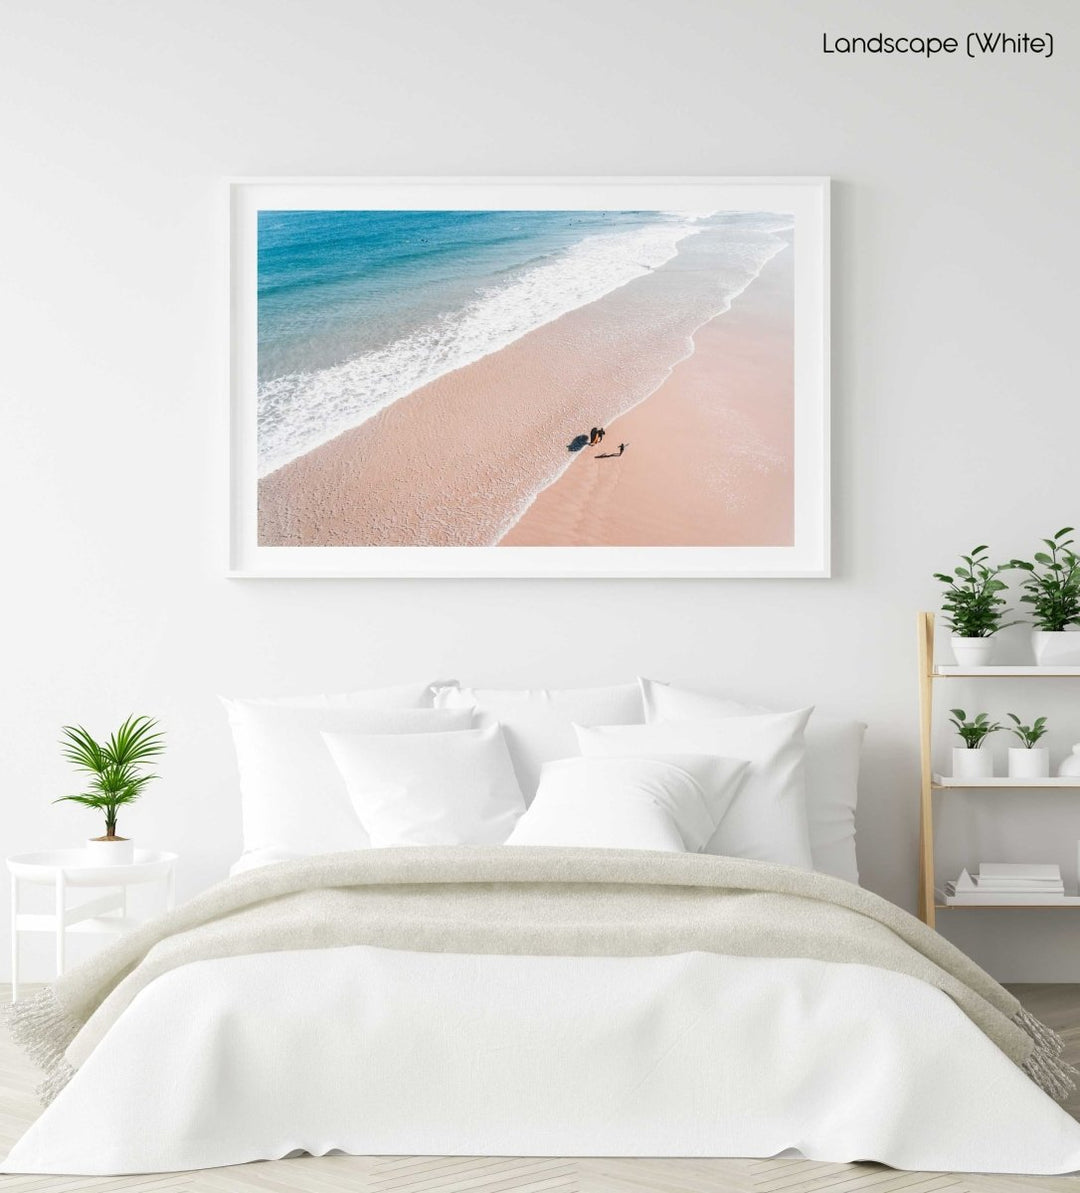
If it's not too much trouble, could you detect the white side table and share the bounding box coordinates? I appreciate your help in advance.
[8,849,177,1002]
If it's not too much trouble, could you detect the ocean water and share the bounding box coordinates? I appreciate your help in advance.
[256,209,712,476]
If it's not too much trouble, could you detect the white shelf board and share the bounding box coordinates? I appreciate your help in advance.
[936,898,1080,909]
[14,913,141,933]
[933,665,1080,677]
[933,774,1080,788]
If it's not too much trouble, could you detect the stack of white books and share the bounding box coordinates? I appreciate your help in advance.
[942,863,1071,905]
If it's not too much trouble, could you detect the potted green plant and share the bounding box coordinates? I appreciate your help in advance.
[1009,528,1080,666]
[55,715,165,865]
[933,546,1016,667]
[948,709,1002,780]
[1006,714,1049,779]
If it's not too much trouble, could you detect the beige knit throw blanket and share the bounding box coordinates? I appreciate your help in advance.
[8,846,1076,1105]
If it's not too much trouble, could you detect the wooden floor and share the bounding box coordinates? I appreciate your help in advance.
[1,984,1078,1193]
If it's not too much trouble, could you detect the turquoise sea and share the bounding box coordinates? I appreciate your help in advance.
[256,209,701,475]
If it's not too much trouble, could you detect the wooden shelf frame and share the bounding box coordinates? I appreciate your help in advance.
[917,611,1080,929]
[917,612,936,926]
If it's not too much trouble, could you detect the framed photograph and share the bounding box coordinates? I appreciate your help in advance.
[229,177,829,577]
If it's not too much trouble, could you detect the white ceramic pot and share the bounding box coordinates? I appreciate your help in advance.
[953,747,994,780]
[1059,745,1080,778]
[84,837,134,866]
[1008,747,1050,779]
[951,636,994,667]
[1032,629,1080,666]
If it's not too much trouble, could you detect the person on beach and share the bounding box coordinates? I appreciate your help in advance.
[596,427,606,444]
[595,442,628,459]
[588,427,599,445]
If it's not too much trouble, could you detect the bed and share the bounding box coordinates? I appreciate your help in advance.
[5,679,1080,1176]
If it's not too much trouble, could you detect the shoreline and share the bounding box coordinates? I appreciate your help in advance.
[500,239,794,547]
[497,238,789,535]
[257,225,791,548]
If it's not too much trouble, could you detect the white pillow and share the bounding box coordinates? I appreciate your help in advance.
[229,846,306,876]
[238,681,447,709]
[221,700,473,856]
[575,708,813,869]
[324,723,526,847]
[639,678,865,883]
[433,683,645,800]
[505,754,749,852]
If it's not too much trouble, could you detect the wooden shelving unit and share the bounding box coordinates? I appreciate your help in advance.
[917,611,1080,927]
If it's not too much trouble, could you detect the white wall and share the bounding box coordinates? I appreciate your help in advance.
[2,0,1078,980]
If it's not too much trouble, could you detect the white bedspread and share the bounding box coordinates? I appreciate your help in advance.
[5,946,1080,1176]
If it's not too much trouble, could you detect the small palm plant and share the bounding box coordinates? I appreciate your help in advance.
[1006,714,1048,749]
[55,715,165,840]
[948,709,1002,750]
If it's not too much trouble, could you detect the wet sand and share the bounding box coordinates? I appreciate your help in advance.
[502,241,793,546]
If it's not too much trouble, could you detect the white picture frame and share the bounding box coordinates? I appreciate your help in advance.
[229,176,830,578]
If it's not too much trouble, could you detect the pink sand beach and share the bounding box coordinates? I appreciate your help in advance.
[257,226,794,548]
[503,243,793,547]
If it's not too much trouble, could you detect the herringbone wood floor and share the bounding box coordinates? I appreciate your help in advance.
[1,984,1078,1193]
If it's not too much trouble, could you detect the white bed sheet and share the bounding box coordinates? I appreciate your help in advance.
[5,946,1080,1176]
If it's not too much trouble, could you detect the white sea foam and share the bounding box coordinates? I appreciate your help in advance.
[257,217,705,476]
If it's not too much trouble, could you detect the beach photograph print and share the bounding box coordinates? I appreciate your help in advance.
[230,180,829,576]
